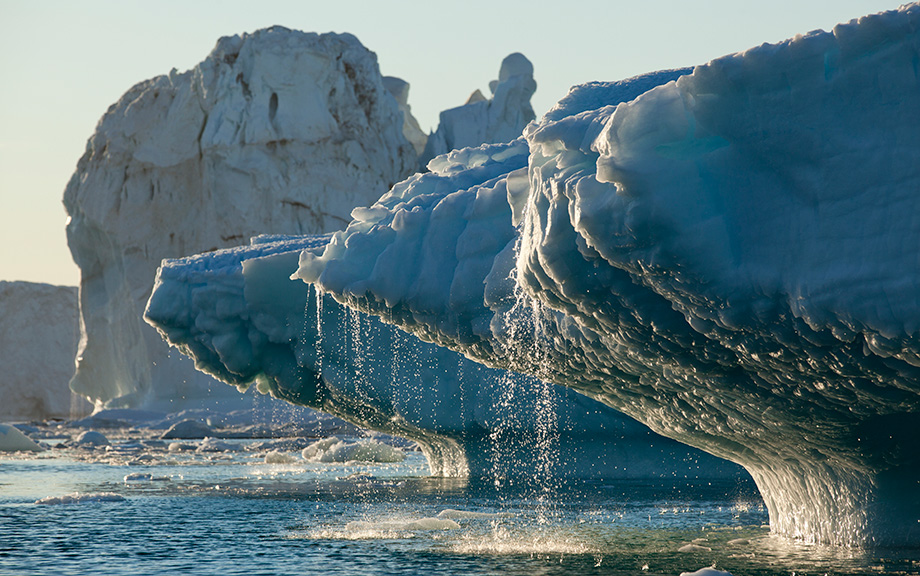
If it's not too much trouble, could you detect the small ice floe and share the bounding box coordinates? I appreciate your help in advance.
[726,537,750,546]
[73,430,109,447]
[123,473,170,482]
[196,437,242,452]
[264,450,298,464]
[0,423,45,452]
[677,543,713,553]
[167,442,195,452]
[35,492,126,505]
[160,419,215,440]
[679,567,734,576]
[345,518,460,532]
[436,509,512,519]
[301,436,404,463]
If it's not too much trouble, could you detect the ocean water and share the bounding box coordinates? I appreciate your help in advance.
[1,431,918,576]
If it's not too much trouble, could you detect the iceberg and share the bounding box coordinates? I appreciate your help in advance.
[63,27,418,409]
[289,5,920,547]
[0,281,83,420]
[145,232,745,479]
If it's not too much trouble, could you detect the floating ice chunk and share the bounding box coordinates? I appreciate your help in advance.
[74,430,109,447]
[679,568,733,576]
[264,450,298,464]
[677,543,712,553]
[35,493,126,505]
[295,3,920,548]
[124,473,169,482]
[63,27,418,411]
[345,518,460,532]
[726,538,750,546]
[160,419,215,439]
[196,437,242,452]
[0,424,44,452]
[301,437,405,463]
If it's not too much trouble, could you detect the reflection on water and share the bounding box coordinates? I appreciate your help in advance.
[1,434,918,575]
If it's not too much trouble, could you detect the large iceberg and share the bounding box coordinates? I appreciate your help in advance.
[0,281,84,420]
[144,65,745,482]
[288,6,920,547]
[146,233,744,480]
[63,27,418,409]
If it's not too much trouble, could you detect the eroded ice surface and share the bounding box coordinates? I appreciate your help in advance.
[64,27,418,410]
[293,6,920,547]
[146,232,744,480]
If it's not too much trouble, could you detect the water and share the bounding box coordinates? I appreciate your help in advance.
[3,431,919,575]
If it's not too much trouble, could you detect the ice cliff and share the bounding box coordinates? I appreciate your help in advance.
[146,233,743,480]
[289,6,920,547]
[0,282,82,420]
[63,27,418,409]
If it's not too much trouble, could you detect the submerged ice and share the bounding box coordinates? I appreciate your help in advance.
[287,5,920,547]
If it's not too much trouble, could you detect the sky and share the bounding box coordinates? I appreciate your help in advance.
[0,0,903,287]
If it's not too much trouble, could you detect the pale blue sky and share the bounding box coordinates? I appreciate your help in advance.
[0,0,901,286]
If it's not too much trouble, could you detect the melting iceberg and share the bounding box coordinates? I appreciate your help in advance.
[287,6,920,547]
[146,231,744,480]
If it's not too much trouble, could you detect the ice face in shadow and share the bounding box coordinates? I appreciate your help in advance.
[295,6,920,547]
[145,231,746,481]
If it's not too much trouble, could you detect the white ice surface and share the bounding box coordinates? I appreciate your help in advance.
[0,281,81,420]
[0,424,45,452]
[64,27,418,410]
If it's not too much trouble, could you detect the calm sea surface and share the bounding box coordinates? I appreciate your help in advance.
[1,432,917,575]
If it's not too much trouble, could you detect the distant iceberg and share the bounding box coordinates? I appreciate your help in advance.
[0,281,82,420]
[64,28,418,410]
[146,231,744,480]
